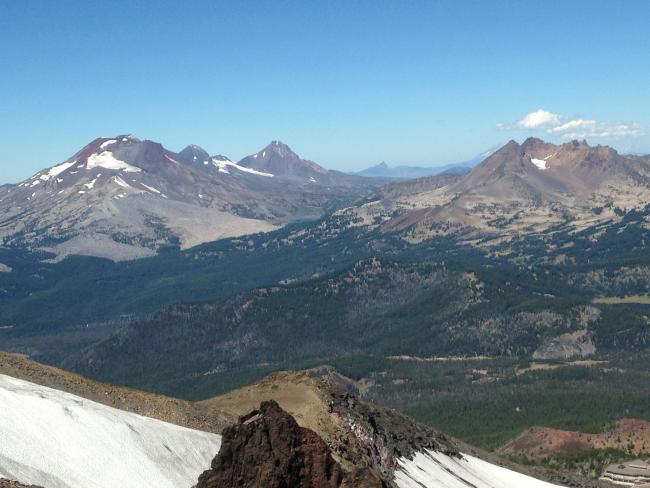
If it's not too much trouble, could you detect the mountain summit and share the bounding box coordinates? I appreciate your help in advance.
[179,144,212,165]
[0,136,381,261]
[238,141,328,180]
[337,138,650,243]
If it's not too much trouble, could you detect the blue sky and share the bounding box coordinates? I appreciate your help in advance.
[1,0,649,183]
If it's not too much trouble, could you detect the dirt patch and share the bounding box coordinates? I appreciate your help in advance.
[533,330,597,361]
[500,418,650,459]
[593,295,650,304]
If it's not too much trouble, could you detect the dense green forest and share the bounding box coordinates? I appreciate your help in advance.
[339,353,650,450]
[2,203,650,465]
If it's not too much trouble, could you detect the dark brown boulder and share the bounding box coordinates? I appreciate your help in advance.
[0,480,44,488]
[196,400,381,488]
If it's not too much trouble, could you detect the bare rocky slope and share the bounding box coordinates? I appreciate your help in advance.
[0,353,593,487]
[195,400,383,488]
[0,351,229,433]
[336,138,650,244]
[0,137,381,261]
[500,419,650,460]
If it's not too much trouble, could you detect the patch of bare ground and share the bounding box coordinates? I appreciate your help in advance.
[500,419,650,459]
[0,353,598,487]
[0,351,230,433]
[0,480,44,488]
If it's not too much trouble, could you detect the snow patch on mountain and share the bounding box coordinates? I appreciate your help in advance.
[530,158,548,170]
[113,176,132,189]
[0,374,221,488]
[39,161,76,181]
[211,158,274,177]
[394,450,564,488]
[84,175,101,189]
[100,139,117,149]
[141,183,161,194]
[86,151,142,173]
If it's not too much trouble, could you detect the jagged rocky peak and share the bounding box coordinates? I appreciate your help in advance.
[196,400,382,488]
[266,140,299,158]
[238,141,329,178]
[179,144,211,165]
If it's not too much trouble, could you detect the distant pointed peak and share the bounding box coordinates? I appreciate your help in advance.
[264,140,297,156]
[240,141,327,176]
[179,144,210,164]
[180,143,208,152]
[522,137,545,146]
[489,139,520,155]
[520,137,557,154]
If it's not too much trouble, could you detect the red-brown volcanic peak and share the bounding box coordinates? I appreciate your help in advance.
[196,400,382,488]
[334,137,650,244]
[452,137,633,201]
[238,141,328,178]
[499,418,650,460]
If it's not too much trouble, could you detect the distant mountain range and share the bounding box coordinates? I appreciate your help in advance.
[2,136,648,262]
[0,137,382,261]
[338,137,650,242]
[353,148,496,178]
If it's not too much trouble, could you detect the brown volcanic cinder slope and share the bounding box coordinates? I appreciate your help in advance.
[500,418,650,460]
[0,351,230,433]
[196,400,383,488]
[336,138,650,243]
[0,354,596,487]
[200,371,457,479]
[201,371,598,487]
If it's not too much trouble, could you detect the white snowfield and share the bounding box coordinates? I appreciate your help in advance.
[394,449,565,488]
[86,151,142,173]
[0,374,222,488]
[530,158,548,170]
[39,161,77,181]
[211,157,274,177]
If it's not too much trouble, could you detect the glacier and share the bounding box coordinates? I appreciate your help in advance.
[0,374,221,488]
[394,449,564,488]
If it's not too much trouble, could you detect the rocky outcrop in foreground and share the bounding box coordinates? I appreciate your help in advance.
[196,400,383,488]
[0,480,44,488]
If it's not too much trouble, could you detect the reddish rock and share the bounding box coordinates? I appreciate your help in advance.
[0,480,44,488]
[196,400,379,488]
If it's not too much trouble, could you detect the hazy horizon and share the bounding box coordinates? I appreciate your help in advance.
[2,0,649,182]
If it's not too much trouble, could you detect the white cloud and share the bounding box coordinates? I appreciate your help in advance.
[502,109,643,139]
[516,109,561,129]
[548,119,596,133]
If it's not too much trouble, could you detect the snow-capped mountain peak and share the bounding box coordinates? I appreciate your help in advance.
[0,135,382,261]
